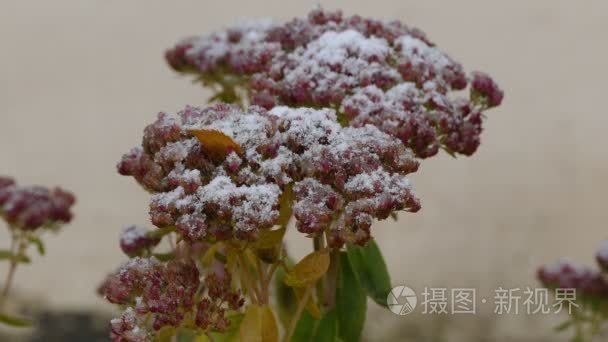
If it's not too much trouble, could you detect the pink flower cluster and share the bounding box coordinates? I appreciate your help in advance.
[538,241,608,298]
[0,176,75,231]
[117,103,419,247]
[119,225,162,257]
[101,257,243,340]
[166,9,503,158]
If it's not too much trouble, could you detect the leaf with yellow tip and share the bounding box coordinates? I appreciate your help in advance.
[188,129,242,160]
[283,250,330,288]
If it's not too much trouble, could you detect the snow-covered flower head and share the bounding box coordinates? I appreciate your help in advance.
[117,103,419,247]
[0,176,75,231]
[101,257,243,339]
[166,9,503,158]
[119,225,162,257]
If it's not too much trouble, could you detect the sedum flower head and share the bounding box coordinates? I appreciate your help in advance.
[0,176,75,231]
[117,103,419,247]
[538,258,608,298]
[101,256,244,339]
[119,225,162,257]
[538,240,608,299]
[166,9,503,158]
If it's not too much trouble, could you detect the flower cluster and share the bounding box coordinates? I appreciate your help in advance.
[538,241,608,299]
[119,225,162,257]
[109,308,149,342]
[0,176,75,231]
[537,241,608,340]
[101,257,243,340]
[117,103,419,247]
[538,259,608,298]
[166,8,503,158]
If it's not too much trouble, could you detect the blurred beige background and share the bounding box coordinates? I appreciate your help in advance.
[0,0,606,341]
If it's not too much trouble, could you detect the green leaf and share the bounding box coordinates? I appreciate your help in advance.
[389,212,398,222]
[336,252,366,342]
[0,250,13,261]
[152,252,175,262]
[0,250,31,264]
[27,236,45,255]
[147,227,176,240]
[346,240,392,308]
[16,254,31,264]
[313,309,337,341]
[291,311,317,342]
[0,312,33,327]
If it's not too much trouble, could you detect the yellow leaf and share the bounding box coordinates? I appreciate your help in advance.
[293,286,321,319]
[277,186,294,228]
[253,186,292,263]
[188,129,242,160]
[244,248,258,266]
[261,306,279,342]
[193,336,210,342]
[155,327,176,342]
[225,247,240,290]
[253,227,286,250]
[239,305,262,342]
[283,250,330,288]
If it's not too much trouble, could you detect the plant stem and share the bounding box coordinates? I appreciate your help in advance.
[283,286,312,342]
[324,249,340,309]
[313,236,325,307]
[205,331,217,342]
[254,257,268,303]
[262,262,280,293]
[238,252,261,304]
[0,232,23,310]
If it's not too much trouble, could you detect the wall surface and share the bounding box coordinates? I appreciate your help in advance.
[0,1,606,341]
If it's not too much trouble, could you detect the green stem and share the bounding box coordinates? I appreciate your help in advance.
[313,236,325,307]
[254,257,269,304]
[0,232,24,310]
[205,331,217,342]
[283,286,312,342]
[238,252,261,304]
[261,261,280,303]
[324,249,340,309]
